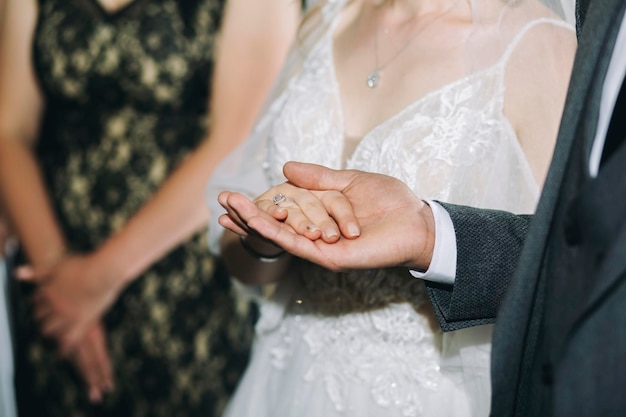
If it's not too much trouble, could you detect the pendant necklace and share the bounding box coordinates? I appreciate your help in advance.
[367,6,454,88]
[367,14,422,88]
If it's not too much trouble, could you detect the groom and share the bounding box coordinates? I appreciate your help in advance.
[216,0,626,414]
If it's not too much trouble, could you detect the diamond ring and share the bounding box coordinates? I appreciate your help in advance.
[272,193,293,206]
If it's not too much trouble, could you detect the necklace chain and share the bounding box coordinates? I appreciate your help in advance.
[366,5,457,88]
[367,18,419,88]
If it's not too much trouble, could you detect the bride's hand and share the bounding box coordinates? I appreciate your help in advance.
[252,182,355,243]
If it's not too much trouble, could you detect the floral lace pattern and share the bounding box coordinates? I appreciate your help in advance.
[266,20,538,213]
[271,303,441,416]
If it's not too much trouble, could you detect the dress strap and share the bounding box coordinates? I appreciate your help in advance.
[500,18,575,66]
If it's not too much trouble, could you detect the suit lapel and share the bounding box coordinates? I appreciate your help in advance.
[566,147,626,341]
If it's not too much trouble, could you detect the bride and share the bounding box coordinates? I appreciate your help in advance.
[208,0,576,415]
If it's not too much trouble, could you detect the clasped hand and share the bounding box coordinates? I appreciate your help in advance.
[218,161,436,272]
[16,252,119,401]
[17,252,119,351]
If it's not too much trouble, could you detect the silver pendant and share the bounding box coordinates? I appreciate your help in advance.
[367,70,380,88]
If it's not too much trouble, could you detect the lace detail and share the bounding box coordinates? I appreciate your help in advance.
[291,264,428,316]
[269,303,442,416]
[266,16,538,214]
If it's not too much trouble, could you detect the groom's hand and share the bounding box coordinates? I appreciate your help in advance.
[222,162,436,271]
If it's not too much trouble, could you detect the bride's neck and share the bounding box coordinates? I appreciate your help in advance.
[369,0,464,18]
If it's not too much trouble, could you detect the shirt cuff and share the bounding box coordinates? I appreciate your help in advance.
[409,200,457,285]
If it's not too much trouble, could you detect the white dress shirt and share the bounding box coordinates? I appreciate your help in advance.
[415,13,626,284]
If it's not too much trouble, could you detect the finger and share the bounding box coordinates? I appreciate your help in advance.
[218,192,258,232]
[33,303,54,322]
[287,191,344,242]
[253,188,292,221]
[15,264,56,285]
[88,385,103,404]
[283,163,361,239]
[76,344,104,403]
[255,198,322,240]
[255,197,289,221]
[59,323,91,357]
[14,265,40,282]
[283,162,354,191]
[246,215,322,260]
[40,315,70,339]
[318,190,361,239]
[90,327,114,392]
[220,191,283,233]
[32,292,62,325]
[32,290,51,308]
[218,214,249,236]
[256,184,337,239]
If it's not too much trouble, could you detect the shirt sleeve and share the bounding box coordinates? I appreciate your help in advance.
[409,200,457,285]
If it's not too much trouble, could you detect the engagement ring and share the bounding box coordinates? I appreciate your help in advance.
[273,193,293,206]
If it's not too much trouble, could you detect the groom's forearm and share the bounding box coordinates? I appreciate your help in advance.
[426,203,532,332]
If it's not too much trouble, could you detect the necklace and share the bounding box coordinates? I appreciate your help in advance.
[366,5,456,88]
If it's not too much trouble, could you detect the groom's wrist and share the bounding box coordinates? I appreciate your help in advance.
[409,200,456,285]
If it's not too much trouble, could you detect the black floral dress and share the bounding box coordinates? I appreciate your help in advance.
[12,1,254,416]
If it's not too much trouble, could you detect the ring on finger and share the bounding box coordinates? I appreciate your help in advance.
[273,193,294,206]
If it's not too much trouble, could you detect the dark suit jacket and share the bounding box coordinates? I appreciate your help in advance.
[427,0,626,415]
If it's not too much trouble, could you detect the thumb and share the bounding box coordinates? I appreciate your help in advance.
[13,265,50,283]
[283,162,354,191]
[14,265,39,282]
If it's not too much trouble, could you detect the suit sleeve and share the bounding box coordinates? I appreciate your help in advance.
[425,202,532,331]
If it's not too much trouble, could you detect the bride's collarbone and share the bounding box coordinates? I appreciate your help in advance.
[335,49,471,137]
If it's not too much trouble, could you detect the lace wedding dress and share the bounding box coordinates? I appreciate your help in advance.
[214,1,571,416]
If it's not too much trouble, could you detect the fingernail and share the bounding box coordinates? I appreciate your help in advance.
[14,267,29,279]
[89,388,102,403]
[347,222,360,237]
[306,224,320,233]
[324,228,338,240]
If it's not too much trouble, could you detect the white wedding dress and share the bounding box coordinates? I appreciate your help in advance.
[212,2,572,416]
